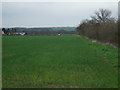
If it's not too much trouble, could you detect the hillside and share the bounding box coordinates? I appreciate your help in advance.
[51,27,76,31]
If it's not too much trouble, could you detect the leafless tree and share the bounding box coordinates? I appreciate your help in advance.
[76,8,118,47]
[91,9,112,24]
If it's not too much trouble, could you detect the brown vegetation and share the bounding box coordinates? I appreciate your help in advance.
[77,9,119,47]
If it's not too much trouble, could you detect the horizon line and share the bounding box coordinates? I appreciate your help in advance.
[2,26,77,28]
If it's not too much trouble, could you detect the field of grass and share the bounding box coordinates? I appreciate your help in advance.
[2,35,118,88]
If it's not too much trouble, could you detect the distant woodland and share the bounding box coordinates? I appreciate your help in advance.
[2,27,77,36]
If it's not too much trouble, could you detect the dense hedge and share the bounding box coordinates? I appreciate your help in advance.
[77,9,119,47]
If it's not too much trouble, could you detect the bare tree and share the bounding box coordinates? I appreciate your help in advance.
[91,9,112,24]
[76,8,118,47]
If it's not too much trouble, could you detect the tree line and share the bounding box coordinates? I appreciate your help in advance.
[2,28,77,36]
[76,9,119,47]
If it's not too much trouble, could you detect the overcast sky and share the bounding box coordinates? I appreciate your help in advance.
[2,2,118,28]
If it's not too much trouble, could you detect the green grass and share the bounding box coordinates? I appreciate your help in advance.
[2,35,118,88]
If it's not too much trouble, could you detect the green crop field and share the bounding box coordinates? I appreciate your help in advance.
[2,35,118,88]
